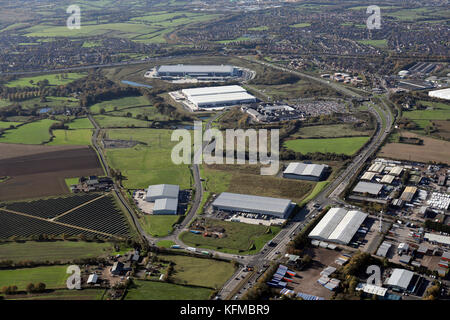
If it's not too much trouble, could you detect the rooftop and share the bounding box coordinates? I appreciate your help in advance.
[158,64,235,74]
[146,184,179,200]
[154,198,178,212]
[284,162,328,177]
[352,181,383,195]
[386,269,414,290]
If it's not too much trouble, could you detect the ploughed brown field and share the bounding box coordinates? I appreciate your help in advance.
[0,144,103,201]
[379,131,450,165]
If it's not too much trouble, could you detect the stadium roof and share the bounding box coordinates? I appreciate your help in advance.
[158,64,234,74]
[182,85,246,97]
[353,181,383,195]
[146,184,179,199]
[212,192,292,217]
[154,198,178,212]
[386,269,414,290]
[284,163,327,177]
[328,210,368,244]
[308,208,347,240]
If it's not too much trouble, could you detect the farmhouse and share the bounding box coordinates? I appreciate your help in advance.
[212,192,295,219]
[283,162,328,181]
[308,207,368,245]
[181,85,256,109]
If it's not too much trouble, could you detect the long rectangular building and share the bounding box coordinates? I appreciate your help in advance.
[212,192,294,219]
[182,85,256,108]
[308,207,368,245]
[157,64,236,78]
[283,162,328,181]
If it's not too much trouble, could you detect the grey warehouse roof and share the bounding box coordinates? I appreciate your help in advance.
[212,192,292,216]
[154,198,178,212]
[353,181,383,195]
[284,162,327,177]
[158,64,234,74]
[146,184,179,199]
[386,269,414,290]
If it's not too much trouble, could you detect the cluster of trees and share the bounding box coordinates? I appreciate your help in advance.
[423,282,441,300]
[424,219,450,234]
[26,282,46,294]
[280,149,352,162]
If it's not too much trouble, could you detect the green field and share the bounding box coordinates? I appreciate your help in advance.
[125,280,212,300]
[16,96,79,110]
[0,265,68,290]
[94,115,151,128]
[358,39,388,48]
[8,288,105,300]
[156,240,176,248]
[0,99,12,108]
[142,215,180,237]
[89,96,150,114]
[67,118,94,129]
[290,23,311,28]
[110,106,169,122]
[284,136,370,155]
[48,129,93,145]
[0,119,58,144]
[0,121,21,129]
[403,101,450,121]
[0,241,115,263]
[293,124,372,138]
[105,128,192,189]
[5,73,86,88]
[180,218,281,255]
[158,254,235,288]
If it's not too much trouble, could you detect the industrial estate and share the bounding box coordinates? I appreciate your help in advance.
[0,0,448,307]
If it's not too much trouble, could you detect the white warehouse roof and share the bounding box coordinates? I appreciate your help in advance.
[386,269,414,290]
[428,88,450,101]
[353,181,383,195]
[212,192,293,218]
[182,85,246,97]
[146,184,179,201]
[309,208,347,240]
[158,64,234,74]
[153,198,178,213]
[328,210,368,245]
[188,91,256,106]
[284,163,328,178]
[308,208,367,245]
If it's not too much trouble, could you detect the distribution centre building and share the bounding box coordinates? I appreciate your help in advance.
[145,184,180,202]
[212,192,295,219]
[156,64,237,78]
[283,162,328,181]
[308,207,368,245]
[153,198,178,215]
[181,85,257,108]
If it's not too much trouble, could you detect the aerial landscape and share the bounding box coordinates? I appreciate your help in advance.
[0,0,449,312]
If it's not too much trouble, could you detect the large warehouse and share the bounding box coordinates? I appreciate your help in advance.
[153,198,178,215]
[181,85,257,109]
[145,184,179,202]
[283,162,328,181]
[156,64,238,78]
[212,192,295,219]
[428,88,450,101]
[308,207,368,245]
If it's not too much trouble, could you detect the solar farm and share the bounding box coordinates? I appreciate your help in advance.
[0,193,131,239]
